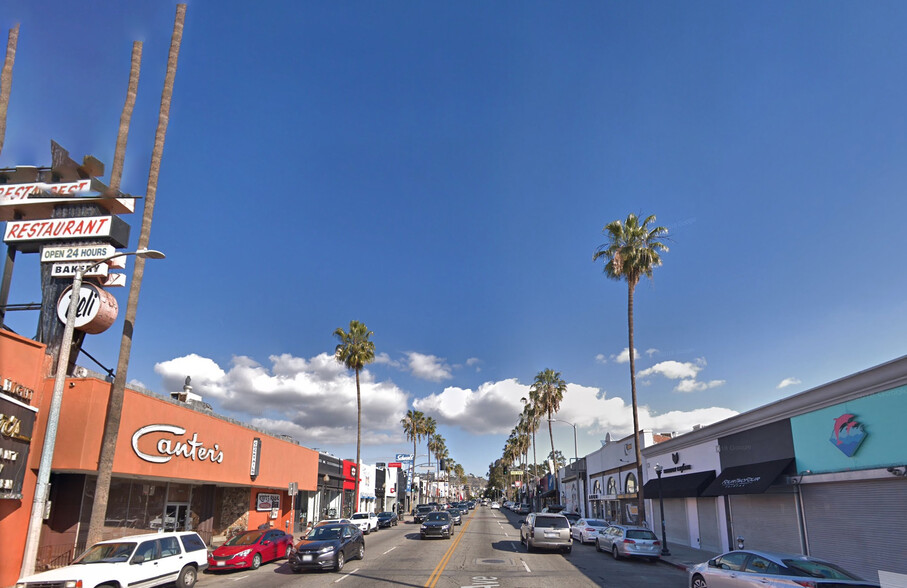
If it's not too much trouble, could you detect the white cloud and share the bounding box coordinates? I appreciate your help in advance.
[675,379,726,393]
[595,354,607,364]
[777,377,801,389]
[406,352,453,381]
[373,352,402,369]
[646,348,659,357]
[154,352,409,447]
[638,360,701,380]
[465,357,482,372]
[612,348,638,364]
[414,379,528,434]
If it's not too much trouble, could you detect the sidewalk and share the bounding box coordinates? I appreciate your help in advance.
[658,542,719,572]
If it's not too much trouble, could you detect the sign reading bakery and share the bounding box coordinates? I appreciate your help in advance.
[131,424,225,465]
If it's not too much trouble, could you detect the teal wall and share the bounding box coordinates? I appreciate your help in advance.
[791,384,907,474]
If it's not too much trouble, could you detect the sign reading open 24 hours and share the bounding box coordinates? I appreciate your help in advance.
[56,283,119,334]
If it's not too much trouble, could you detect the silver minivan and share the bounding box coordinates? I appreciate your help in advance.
[519,513,572,553]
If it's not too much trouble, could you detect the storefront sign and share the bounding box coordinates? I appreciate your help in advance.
[131,424,225,464]
[395,453,413,462]
[1,377,35,404]
[5,216,113,242]
[40,244,116,263]
[0,396,36,499]
[830,413,867,457]
[0,179,92,202]
[256,492,280,511]
[250,438,261,479]
[51,262,109,278]
[388,462,402,468]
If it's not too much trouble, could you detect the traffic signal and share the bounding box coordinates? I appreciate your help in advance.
[439,458,448,471]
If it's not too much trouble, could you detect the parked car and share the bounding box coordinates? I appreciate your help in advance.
[16,531,209,588]
[570,518,610,544]
[688,550,880,588]
[490,501,501,509]
[209,528,293,571]
[376,511,399,527]
[446,507,463,525]
[413,504,434,523]
[420,511,455,539]
[516,503,531,515]
[519,513,573,553]
[315,518,351,528]
[595,524,661,562]
[289,523,364,573]
[562,512,581,526]
[351,511,379,534]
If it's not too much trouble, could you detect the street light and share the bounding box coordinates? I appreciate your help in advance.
[548,418,578,462]
[20,248,165,576]
[654,463,671,556]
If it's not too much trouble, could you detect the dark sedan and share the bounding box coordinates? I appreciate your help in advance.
[289,523,364,573]
[446,508,463,525]
[376,511,399,528]
[420,511,454,539]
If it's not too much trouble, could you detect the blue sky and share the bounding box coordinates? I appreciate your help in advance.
[3,1,907,478]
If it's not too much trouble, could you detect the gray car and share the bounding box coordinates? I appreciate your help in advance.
[688,550,880,588]
[519,513,572,553]
[595,524,661,562]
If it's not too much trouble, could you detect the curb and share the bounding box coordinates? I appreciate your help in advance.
[658,558,691,572]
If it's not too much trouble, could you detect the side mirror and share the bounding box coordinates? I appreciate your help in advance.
[262,540,271,546]
[131,555,145,565]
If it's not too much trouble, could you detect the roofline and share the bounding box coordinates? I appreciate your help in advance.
[642,354,907,455]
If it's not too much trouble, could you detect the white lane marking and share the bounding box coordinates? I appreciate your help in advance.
[228,576,249,581]
[382,546,397,555]
[522,560,532,573]
[334,567,359,582]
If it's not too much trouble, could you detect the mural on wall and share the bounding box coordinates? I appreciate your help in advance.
[830,413,867,457]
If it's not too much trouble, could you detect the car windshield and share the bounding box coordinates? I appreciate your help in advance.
[351,513,368,519]
[626,529,658,540]
[416,506,433,512]
[309,526,343,540]
[427,512,449,522]
[74,542,136,564]
[225,531,264,546]
[585,519,608,527]
[783,559,862,580]
[378,512,393,517]
[535,516,569,529]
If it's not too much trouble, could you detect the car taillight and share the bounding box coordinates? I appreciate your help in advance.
[653,541,661,546]
[585,527,594,532]
[793,582,816,588]
[623,539,636,544]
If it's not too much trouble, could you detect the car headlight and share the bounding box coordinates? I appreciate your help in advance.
[317,546,335,554]
[233,549,253,559]
[421,524,428,530]
[64,583,81,588]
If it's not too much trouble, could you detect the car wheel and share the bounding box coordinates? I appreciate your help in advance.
[612,546,620,560]
[334,551,345,572]
[595,539,603,552]
[356,543,365,560]
[176,565,198,588]
[284,545,292,559]
[251,553,262,570]
[565,545,572,554]
[691,575,708,588]
[290,565,301,574]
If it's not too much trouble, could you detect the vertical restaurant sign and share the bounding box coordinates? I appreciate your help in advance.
[0,395,37,499]
[250,438,262,480]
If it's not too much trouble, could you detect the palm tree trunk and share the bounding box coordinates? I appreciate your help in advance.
[547,411,558,503]
[87,5,185,547]
[353,368,360,514]
[628,283,646,526]
[0,23,18,158]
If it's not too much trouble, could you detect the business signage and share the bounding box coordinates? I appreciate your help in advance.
[41,244,116,263]
[0,395,37,499]
[830,413,867,457]
[395,453,413,462]
[256,492,280,512]
[56,284,119,334]
[388,462,402,468]
[250,438,262,480]
[3,214,130,251]
[51,262,109,278]
[130,424,225,465]
[0,179,92,202]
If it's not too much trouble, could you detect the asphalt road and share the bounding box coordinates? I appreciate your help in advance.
[194,506,688,587]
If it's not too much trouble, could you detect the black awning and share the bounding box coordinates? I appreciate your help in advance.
[538,489,557,499]
[701,458,793,496]
[641,471,715,499]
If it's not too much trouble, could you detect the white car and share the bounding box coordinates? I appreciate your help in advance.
[490,501,501,509]
[351,511,379,534]
[16,531,209,588]
[570,518,610,544]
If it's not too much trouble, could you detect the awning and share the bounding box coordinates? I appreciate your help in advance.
[538,489,557,499]
[641,470,715,499]
[701,458,793,496]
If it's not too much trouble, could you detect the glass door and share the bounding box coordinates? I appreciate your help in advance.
[164,503,190,531]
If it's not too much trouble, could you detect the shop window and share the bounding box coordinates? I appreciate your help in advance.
[167,482,191,503]
[131,481,166,530]
[607,477,617,496]
[624,473,637,494]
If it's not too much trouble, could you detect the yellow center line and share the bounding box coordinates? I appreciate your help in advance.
[425,517,472,588]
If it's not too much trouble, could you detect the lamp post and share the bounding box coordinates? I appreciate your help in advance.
[20,249,165,576]
[547,418,578,462]
[654,463,671,556]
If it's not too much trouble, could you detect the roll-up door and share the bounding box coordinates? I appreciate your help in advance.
[696,497,721,552]
[728,493,800,553]
[802,479,907,582]
[653,498,690,546]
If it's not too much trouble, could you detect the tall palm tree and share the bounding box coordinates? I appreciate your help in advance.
[531,368,567,496]
[401,409,425,507]
[594,212,668,525]
[334,320,376,512]
[521,395,542,500]
[0,23,19,158]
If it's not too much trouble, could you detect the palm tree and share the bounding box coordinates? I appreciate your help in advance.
[334,320,376,512]
[401,409,425,508]
[521,395,542,503]
[0,23,19,158]
[531,369,566,478]
[594,212,668,525]
[423,416,437,470]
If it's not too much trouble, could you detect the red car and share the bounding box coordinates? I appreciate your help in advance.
[208,529,293,571]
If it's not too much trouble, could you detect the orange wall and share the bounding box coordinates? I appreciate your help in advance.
[0,331,46,588]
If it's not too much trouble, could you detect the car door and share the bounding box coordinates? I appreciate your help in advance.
[263,530,279,561]
[130,539,164,588]
[600,526,617,551]
[571,519,583,540]
[738,553,787,588]
[156,536,185,584]
[703,552,751,588]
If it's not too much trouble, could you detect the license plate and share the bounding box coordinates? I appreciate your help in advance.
[216,561,225,567]
[302,554,313,562]
[544,531,559,538]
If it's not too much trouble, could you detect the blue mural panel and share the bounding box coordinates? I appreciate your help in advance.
[791,385,907,474]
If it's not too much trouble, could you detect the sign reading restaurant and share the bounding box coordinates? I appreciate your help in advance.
[0,179,92,202]
[4,216,114,242]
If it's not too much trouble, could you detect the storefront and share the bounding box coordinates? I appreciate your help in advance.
[586,432,664,526]
[358,462,376,513]
[791,383,907,582]
[342,460,357,517]
[305,452,343,527]
[559,458,586,516]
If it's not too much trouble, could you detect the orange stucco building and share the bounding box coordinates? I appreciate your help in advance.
[0,329,319,587]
